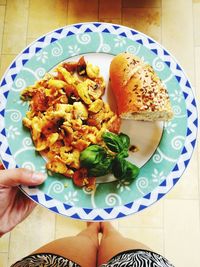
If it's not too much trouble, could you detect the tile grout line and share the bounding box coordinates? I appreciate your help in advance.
[1,52,19,56]
[160,0,163,45]
[25,0,30,44]
[121,2,124,25]
[97,0,100,22]
[120,0,122,23]
[66,0,68,25]
[66,0,69,25]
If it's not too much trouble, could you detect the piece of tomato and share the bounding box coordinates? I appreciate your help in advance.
[63,62,78,73]
[31,90,48,112]
[77,56,86,76]
[73,168,95,189]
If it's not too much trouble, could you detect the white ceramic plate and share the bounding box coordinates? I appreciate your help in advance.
[0,22,198,220]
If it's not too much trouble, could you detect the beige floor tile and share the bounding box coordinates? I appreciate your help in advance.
[2,0,28,54]
[26,37,37,46]
[194,83,200,178]
[0,253,8,267]
[122,8,161,42]
[28,0,67,39]
[122,0,161,7]
[99,0,121,19]
[68,0,98,24]
[195,47,200,85]
[119,227,164,255]
[0,6,5,35]
[194,48,200,119]
[162,0,195,85]
[0,233,10,252]
[119,201,163,228]
[0,5,5,53]
[2,34,27,55]
[166,150,199,199]
[195,84,200,105]
[110,220,119,230]
[0,54,16,78]
[3,0,28,34]
[55,215,86,239]
[8,206,56,266]
[193,48,200,182]
[164,199,200,267]
[193,2,200,45]
[0,34,2,54]
[0,0,6,5]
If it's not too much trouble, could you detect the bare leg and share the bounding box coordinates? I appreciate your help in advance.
[32,222,100,267]
[97,222,151,266]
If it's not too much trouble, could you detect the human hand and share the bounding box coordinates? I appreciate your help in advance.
[0,166,46,236]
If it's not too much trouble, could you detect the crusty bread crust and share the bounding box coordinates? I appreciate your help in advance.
[110,52,173,121]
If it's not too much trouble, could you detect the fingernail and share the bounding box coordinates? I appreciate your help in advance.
[32,172,47,182]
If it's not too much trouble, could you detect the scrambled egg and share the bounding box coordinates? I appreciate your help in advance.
[21,56,120,187]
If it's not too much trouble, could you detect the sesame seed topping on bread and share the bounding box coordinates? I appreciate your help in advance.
[109,52,173,121]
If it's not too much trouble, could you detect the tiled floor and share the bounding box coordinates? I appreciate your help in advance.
[0,0,200,266]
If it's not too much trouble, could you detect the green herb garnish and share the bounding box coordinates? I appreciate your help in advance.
[80,145,113,177]
[80,131,140,180]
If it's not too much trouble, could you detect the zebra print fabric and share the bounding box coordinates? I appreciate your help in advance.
[100,249,175,267]
[10,253,80,267]
[11,250,174,267]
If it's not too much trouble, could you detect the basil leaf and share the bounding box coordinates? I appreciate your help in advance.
[112,156,139,180]
[80,145,113,177]
[118,133,130,150]
[102,132,123,153]
[125,161,140,179]
[112,156,127,179]
[80,145,107,167]
[118,150,129,159]
[89,156,113,177]
[80,133,139,180]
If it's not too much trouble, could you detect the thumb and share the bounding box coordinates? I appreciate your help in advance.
[0,168,47,187]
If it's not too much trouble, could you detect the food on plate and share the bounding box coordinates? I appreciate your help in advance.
[80,131,140,180]
[109,52,173,121]
[21,56,121,188]
[80,145,113,177]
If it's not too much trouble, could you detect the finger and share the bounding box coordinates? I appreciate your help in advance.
[0,168,47,187]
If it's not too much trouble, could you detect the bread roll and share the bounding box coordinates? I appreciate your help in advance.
[109,52,173,121]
